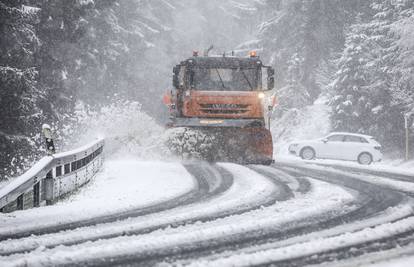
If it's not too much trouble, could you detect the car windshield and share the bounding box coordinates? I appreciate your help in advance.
[191,67,259,91]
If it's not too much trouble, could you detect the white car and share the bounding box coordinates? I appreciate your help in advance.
[288,132,383,165]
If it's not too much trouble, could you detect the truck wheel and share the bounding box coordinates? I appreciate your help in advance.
[358,152,372,165]
[300,147,315,160]
[261,159,273,166]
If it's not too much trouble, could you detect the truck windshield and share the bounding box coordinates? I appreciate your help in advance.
[191,67,259,91]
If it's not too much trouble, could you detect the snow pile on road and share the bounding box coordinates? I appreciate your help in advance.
[271,95,331,156]
[0,160,196,236]
[165,127,215,160]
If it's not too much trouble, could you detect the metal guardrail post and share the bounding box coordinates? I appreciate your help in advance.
[33,181,40,207]
[16,194,24,210]
[44,170,54,205]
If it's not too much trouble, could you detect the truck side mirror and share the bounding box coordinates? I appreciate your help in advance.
[173,65,180,89]
[267,67,275,90]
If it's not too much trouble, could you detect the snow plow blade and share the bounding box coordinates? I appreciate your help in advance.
[166,124,273,165]
[166,117,265,128]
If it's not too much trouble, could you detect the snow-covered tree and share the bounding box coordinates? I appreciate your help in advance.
[256,0,361,108]
[331,0,414,151]
[38,0,176,118]
[0,1,49,179]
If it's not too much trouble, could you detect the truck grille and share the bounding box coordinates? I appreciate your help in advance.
[199,104,250,114]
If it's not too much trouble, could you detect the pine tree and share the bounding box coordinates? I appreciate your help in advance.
[38,0,176,117]
[37,0,96,117]
[0,1,48,178]
[254,0,372,113]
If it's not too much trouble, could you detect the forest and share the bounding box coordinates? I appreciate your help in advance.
[1,0,413,179]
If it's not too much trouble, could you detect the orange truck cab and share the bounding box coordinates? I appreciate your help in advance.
[165,54,275,126]
[164,52,276,164]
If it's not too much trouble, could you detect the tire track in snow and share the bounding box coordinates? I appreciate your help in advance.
[175,163,412,267]
[252,162,414,267]
[0,163,284,266]
[72,164,414,267]
[48,166,357,266]
[275,163,407,224]
[3,161,411,267]
[158,164,399,266]
[250,165,311,195]
[0,163,282,258]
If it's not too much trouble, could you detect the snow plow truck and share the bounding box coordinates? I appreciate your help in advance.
[163,50,276,165]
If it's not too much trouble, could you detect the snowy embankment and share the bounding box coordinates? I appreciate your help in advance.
[272,96,331,156]
[0,160,195,236]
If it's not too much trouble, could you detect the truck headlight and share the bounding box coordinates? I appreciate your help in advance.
[258,92,265,99]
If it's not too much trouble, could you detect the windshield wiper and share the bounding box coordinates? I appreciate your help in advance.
[241,69,254,91]
[214,68,226,89]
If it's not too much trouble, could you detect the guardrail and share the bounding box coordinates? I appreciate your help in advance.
[0,138,105,213]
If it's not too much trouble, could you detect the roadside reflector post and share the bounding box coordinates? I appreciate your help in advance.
[42,124,55,155]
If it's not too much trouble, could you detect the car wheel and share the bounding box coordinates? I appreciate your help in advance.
[300,147,315,160]
[358,152,372,165]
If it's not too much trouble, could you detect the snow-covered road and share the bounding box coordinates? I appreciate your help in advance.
[1,159,414,266]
